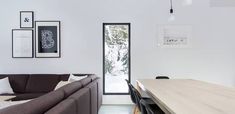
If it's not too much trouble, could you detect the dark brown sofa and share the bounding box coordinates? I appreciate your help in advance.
[0,74,102,114]
[0,74,70,101]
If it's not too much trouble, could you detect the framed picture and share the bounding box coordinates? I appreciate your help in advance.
[157,25,192,48]
[12,29,33,58]
[20,11,34,28]
[35,21,61,58]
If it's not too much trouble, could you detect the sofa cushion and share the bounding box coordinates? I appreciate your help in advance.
[0,90,64,114]
[26,90,64,113]
[58,81,82,98]
[89,74,98,81]
[69,88,90,114]
[45,99,76,114]
[0,74,29,93]
[25,74,69,93]
[54,81,70,90]
[68,74,88,82]
[0,77,14,94]
[79,77,92,87]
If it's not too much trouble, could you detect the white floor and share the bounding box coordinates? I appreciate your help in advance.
[98,105,134,114]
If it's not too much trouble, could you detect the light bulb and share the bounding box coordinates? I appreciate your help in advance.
[168,8,175,21]
[168,0,175,21]
[168,14,175,21]
[183,0,192,5]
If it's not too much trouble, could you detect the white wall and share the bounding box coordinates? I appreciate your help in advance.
[1,0,235,104]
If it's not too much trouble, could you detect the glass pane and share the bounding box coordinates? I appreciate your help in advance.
[104,24,130,94]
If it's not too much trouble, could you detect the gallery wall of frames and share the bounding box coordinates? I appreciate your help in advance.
[12,11,61,58]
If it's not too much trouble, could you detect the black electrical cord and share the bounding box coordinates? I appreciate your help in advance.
[170,0,174,13]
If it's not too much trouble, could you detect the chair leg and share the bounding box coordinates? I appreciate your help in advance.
[133,105,140,114]
[137,107,141,114]
[133,105,137,114]
[133,106,136,114]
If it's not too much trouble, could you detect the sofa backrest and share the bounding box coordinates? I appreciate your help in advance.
[58,81,83,98]
[90,77,103,111]
[25,74,69,93]
[68,88,91,114]
[97,78,103,109]
[0,74,69,93]
[0,74,29,93]
[85,81,98,114]
[44,99,77,114]
[89,74,99,81]
[79,76,92,87]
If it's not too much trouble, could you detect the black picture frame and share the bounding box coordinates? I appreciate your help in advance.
[20,11,34,28]
[35,21,61,58]
[103,23,131,95]
[12,29,34,58]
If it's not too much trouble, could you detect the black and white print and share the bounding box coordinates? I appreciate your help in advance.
[20,11,34,28]
[157,25,192,48]
[12,29,33,58]
[35,21,60,58]
[38,26,57,53]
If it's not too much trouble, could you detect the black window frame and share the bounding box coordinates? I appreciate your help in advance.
[103,23,131,95]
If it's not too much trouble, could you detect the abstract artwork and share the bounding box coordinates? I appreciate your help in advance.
[35,21,60,58]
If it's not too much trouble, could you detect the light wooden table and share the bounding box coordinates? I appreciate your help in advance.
[137,79,235,114]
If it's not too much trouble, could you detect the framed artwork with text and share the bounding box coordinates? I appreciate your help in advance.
[20,11,34,28]
[157,25,192,48]
[35,21,60,58]
[12,29,33,58]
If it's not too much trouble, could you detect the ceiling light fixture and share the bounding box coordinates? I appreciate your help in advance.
[168,0,175,21]
[183,0,192,5]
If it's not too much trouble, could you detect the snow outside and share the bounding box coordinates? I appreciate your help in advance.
[104,24,129,93]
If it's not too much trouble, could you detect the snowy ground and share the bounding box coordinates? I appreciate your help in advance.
[105,74,129,93]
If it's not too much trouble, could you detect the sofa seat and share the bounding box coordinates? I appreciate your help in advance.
[11,93,45,101]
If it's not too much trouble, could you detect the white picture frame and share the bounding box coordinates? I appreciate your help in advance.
[12,29,33,58]
[157,25,192,48]
[35,21,61,58]
[20,11,34,28]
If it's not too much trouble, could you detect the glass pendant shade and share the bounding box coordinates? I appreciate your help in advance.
[183,0,192,5]
[168,13,175,21]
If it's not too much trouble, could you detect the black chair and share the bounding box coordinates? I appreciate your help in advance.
[131,85,164,114]
[155,76,169,79]
[125,79,136,104]
[125,79,154,114]
[140,99,165,114]
[132,86,148,114]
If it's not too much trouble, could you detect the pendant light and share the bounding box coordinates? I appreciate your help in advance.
[168,0,175,21]
[183,0,192,5]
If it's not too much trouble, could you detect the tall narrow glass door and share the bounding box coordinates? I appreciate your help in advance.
[103,23,130,95]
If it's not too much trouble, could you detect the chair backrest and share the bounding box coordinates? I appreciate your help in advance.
[125,79,136,104]
[132,86,142,110]
[132,86,149,114]
[155,76,170,79]
[140,99,154,114]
